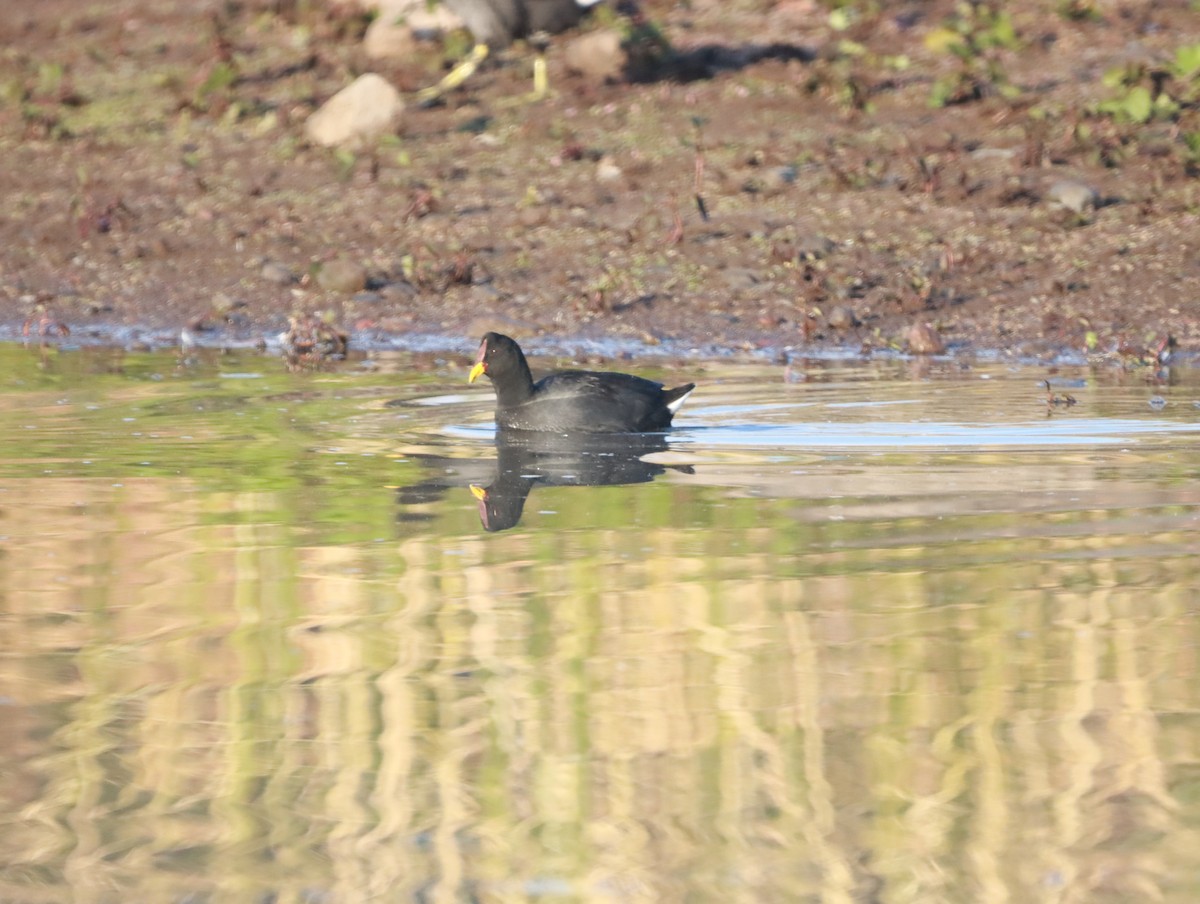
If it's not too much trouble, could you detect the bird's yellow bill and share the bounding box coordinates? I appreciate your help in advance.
[468,362,486,383]
[469,485,487,500]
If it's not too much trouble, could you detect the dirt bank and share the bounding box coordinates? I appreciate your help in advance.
[2,0,1198,365]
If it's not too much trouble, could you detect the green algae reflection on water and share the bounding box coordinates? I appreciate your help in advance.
[1,343,1199,903]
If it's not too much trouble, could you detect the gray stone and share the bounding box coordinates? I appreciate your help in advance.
[261,261,298,285]
[743,166,797,195]
[379,281,418,301]
[826,304,856,330]
[720,268,760,291]
[316,258,368,293]
[969,147,1019,161]
[796,234,835,260]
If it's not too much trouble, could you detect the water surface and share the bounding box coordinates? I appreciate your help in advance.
[1,344,1198,903]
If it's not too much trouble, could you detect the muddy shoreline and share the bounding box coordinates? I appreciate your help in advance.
[3,1,1199,370]
[6,320,1186,378]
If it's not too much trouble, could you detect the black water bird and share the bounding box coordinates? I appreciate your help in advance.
[419,0,603,103]
[467,332,695,434]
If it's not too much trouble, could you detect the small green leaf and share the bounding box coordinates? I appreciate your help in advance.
[989,13,1019,49]
[1101,64,1138,89]
[828,8,853,31]
[1152,91,1180,118]
[197,61,237,100]
[1122,85,1153,122]
[924,26,963,54]
[1173,42,1200,78]
[929,76,956,108]
[37,62,65,96]
[333,147,356,180]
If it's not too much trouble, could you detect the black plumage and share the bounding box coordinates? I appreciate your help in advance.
[468,332,695,434]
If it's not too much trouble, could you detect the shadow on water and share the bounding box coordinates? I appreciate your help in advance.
[397,430,693,531]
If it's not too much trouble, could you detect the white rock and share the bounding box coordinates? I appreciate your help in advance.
[595,155,623,182]
[363,15,418,59]
[361,0,462,32]
[565,29,626,83]
[363,0,462,58]
[1046,179,1099,214]
[304,73,405,149]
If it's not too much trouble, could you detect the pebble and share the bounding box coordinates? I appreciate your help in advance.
[796,234,835,260]
[470,283,501,302]
[720,268,761,292]
[1046,179,1099,214]
[969,147,1020,161]
[745,165,798,196]
[564,29,626,83]
[211,292,246,315]
[518,205,551,228]
[363,15,419,60]
[360,0,467,61]
[826,304,857,330]
[595,155,623,183]
[379,281,418,301]
[906,322,945,355]
[304,73,405,150]
[261,261,297,285]
[316,258,368,293]
[366,0,461,35]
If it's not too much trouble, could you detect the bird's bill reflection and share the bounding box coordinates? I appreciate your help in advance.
[468,430,688,532]
[393,431,691,533]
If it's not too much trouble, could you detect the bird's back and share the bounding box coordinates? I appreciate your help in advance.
[497,370,681,433]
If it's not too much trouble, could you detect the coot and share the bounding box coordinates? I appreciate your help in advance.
[420,0,602,102]
[468,332,695,433]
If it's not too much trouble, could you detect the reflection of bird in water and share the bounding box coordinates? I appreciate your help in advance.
[393,431,693,532]
[471,431,692,531]
[419,0,606,104]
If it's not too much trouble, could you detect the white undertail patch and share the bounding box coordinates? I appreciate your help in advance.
[666,387,694,416]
